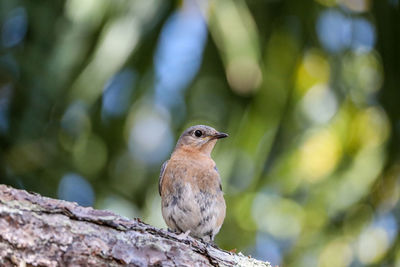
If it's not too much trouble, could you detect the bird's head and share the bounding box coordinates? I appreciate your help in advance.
[175,125,228,156]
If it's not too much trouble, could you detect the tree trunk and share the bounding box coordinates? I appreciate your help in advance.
[0,184,271,267]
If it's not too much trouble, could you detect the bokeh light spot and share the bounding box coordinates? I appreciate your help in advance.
[301,84,338,124]
[252,194,304,240]
[60,101,91,145]
[126,103,173,165]
[254,234,282,266]
[351,18,375,52]
[102,69,136,119]
[298,128,342,182]
[2,7,27,48]
[340,0,370,13]
[154,0,207,109]
[341,51,383,103]
[348,107,390,150]
[210,0,262,95]
[295,49,330,96]
[65,0,106,25]
[318,238,353,267]
[357,227,389,264]
[226,57,262,95]
[316,10,351,53]
[58,173,94,207]
[317,9,375,53]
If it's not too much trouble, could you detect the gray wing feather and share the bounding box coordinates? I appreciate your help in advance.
[158,160,169,196]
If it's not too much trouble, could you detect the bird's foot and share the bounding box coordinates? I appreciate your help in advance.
[205,240,218,248]
[174,230,191,240]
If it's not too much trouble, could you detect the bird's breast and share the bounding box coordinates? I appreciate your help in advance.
[168,157,220,194]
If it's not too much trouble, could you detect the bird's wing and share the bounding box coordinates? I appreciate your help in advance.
[158,160,169,196]
[214,166,222,191]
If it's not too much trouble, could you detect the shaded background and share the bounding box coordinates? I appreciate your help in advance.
[0,0,399,266]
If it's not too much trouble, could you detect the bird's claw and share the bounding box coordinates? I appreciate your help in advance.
[175,230,191,240]
[205,240,218,248]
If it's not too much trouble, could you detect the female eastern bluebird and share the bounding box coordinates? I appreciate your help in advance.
[159,125,228,242]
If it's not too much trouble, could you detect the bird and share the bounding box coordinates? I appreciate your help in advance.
[158,125,228,243]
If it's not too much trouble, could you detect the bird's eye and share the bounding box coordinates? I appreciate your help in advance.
[194,130,202,137]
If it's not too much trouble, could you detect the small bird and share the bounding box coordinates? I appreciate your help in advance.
[159,125,228,243]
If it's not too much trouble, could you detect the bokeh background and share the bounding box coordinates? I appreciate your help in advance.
[0,0,399,266]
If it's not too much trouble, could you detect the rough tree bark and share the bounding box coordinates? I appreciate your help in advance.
[0,184,271,267]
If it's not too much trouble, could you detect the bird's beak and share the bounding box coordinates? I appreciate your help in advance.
[212,132,229,139]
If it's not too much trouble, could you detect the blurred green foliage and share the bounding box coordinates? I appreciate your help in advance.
[0,0,399,266]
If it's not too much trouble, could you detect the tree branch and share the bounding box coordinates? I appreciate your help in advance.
[0,184,271,267]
